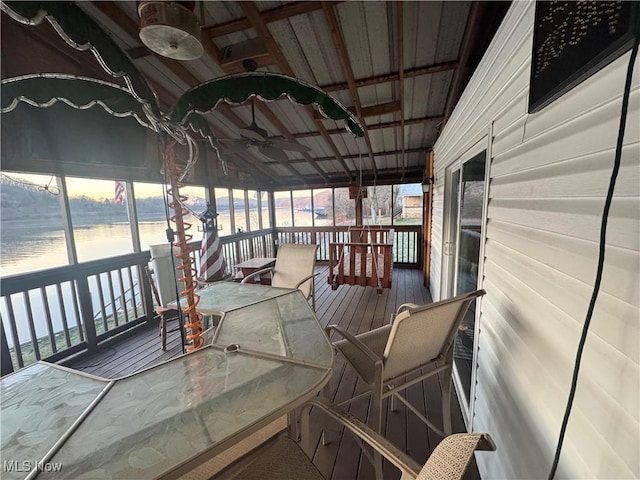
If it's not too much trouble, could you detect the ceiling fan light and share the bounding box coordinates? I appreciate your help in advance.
[138,2,203,61]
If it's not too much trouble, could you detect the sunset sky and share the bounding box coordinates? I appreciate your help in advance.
[4,173,326,201]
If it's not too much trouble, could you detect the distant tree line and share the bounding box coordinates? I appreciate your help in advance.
[0,178,258,222]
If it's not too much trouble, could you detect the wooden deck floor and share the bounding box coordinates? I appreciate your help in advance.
[66,266,479,480]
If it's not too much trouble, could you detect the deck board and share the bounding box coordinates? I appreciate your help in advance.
[66,266,480,479]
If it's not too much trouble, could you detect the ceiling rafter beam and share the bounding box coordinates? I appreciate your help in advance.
[321,1,378,179]
[91,2,291,184]
[238,1,353,181]
[443,1,483,123]
[281,169,423,191]
[253,102,330,183]
[313,100,401,120]
[295,115,445,138]
[264,147,427,164]
[321,60,458,93]
[315,122,353,175]
[202,2,343,38]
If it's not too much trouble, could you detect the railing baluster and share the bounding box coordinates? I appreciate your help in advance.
[116,268,128,324]
[22,291,41,361]
[248,235,255,258]
[128,267,139,319]
[40,287,58,354]
[70,282,85,342]
[56,284,72,347]
[95,274,108,332]
[4,297,23,368]
[107,272,119,327]
[139,264,155,322]
[76,278,97,351]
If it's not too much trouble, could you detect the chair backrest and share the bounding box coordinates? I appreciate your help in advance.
[149,243,181,307]
[382,289,485,381]
[417,433,495,480]
[272,243,318,298]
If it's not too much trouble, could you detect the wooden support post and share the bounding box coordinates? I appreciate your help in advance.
[423,151,434,288]
[1,321,14,376]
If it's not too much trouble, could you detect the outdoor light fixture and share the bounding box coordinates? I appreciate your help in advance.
[198,203,219,232]
[138,1,203,61]
[422,175,434,193]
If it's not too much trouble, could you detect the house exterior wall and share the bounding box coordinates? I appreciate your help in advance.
[431,2,639,479]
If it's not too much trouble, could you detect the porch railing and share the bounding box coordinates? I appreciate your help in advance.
[275,225,421,264]
[0,225,419,375]
[0,252,154,375]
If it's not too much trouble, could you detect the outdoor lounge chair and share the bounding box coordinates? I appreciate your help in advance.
[241,243,319,310]
[212,397,495,480]
[325,289,486,438]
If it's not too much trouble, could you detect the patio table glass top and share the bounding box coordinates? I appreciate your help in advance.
[171,281,293,314]
[1,283,333,479]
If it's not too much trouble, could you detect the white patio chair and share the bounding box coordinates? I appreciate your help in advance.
[212,397,495,480]
[325,289,486,439]
[241,243,319,310]
[144,265,182,350]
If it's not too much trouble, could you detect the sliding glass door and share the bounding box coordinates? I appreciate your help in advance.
[444,150,487,412]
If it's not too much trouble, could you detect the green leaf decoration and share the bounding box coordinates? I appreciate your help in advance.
[1,75,157,130]
[169,73,365,137]
[1,1,161,121]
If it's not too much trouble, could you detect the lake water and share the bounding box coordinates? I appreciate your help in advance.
[0,209,324,348]
[0,209,327,276]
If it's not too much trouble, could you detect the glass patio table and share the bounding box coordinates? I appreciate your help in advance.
[1,283,333,479]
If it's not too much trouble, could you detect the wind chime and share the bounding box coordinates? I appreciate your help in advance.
[164,140,204,352]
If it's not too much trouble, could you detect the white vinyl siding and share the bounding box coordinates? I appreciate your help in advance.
[431,2,640,479]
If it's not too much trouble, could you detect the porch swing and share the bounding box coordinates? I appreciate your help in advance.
[328,156,394,295]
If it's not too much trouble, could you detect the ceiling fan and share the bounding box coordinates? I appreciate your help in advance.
[216,98,311,162]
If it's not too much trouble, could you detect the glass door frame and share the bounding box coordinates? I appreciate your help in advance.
[441,131,492,428]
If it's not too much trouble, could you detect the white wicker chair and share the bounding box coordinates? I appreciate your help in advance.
[241,243,319,310]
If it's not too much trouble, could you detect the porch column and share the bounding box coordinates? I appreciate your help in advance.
[268,191,277,254]
[355,195,363,227]
[423,150,434,287]
[1,322,14,376]
[56,176,78,265]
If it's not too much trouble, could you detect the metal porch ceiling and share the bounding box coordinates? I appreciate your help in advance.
[1,1,510,190]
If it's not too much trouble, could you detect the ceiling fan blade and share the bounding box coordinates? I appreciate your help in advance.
[258,145,289,162]
[268,139,312,153]
[240,125,267,141]
[217,140,248,153]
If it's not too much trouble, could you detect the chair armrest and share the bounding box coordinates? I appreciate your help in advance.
[306,397,422,479]
[396,303,419,315]
[325,324,382,366]
[240,267,274,283]
[293,273,316,290]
